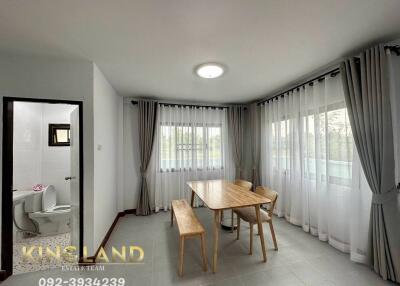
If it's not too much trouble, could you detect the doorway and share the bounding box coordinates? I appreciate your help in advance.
[1,97,83,279]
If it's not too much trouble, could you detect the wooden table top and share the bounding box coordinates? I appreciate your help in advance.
[187,179,271,210]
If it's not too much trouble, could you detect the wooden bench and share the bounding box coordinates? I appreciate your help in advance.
[171,199,207,276]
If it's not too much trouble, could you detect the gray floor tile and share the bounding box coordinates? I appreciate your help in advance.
[4,209,397,286]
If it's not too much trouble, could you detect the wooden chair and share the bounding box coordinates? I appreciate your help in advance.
[234,186,278,254]
[233,179,253,191]
[171,199,207,276]
[229,180,253,232]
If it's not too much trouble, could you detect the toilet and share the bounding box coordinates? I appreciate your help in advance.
[25,185,71,235]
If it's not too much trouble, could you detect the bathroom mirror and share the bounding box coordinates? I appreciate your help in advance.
[48,124,70,146]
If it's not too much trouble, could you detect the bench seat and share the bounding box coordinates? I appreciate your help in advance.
[171,199,207,276]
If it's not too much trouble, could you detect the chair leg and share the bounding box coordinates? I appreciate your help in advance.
[269,221,278,250]
[249,223,253,255]
[179,236,185,276]
[236,215,240,240]
[231,209,234,233]
[200,234,208,272]
[255,205,267,262]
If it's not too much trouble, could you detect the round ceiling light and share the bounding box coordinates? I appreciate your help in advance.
[195,63,225,79]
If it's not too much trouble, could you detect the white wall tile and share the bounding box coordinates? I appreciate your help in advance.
[13,102,75,204]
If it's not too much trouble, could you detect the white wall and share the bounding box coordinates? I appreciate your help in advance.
[0,54,95,263]
[92,65,123,251]
[41,104,76,204]
[13,102,75,204]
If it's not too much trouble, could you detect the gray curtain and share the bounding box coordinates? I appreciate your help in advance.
[249,103,260,188]
[136,100,157,216]
[341,44,400,282]
[228,105,245,179]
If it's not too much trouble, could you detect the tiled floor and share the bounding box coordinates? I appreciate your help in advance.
[4,208,397,285]
[13,232,72,274]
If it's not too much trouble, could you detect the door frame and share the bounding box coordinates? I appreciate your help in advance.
[1,97,84,279]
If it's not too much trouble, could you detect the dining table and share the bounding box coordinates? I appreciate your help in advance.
[187,179,271,273]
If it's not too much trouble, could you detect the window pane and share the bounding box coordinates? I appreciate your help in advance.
[56,129,69,143]
[160,125,176,170]
[272,120,290,171]
[208,126,222,168]
[194,126,204,169]
[303,114,316,178]
[327,108,352,185]
[159,124,223,171]
[280,120,289,170]
[176,125,192,169]
[271,106,353,187]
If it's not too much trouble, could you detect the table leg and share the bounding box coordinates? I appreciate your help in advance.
[190,190,195,207]
[255,204,267,262]
[212,210,221,273]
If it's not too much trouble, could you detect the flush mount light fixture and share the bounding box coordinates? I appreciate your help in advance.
[195,63,225,79]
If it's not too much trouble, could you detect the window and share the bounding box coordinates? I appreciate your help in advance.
[271,118,291,171]
[325,107,353,185]
[159,123,223,172]
[48,124,70,146]
[271,105,353,186]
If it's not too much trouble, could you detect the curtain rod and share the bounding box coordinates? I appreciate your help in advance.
[257,45,399,106]
[257,67,340,106]
[131,101,247,110]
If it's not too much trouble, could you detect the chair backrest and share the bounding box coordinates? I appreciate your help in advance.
[233,179,253,191]
[255,186,278,217]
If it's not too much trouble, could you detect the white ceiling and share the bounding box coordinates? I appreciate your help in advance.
[1,0,400,103]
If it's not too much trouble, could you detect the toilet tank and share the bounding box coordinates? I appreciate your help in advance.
[24,191,43,213]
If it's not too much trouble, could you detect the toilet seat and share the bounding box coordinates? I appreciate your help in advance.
[48,204,70,212]
[29,205,70,218]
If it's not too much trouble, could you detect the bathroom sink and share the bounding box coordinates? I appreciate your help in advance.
[13,190,35,204]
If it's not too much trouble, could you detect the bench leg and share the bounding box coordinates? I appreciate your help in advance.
[249,223,253,255]
[190,191,195,207]
[179,236,185,276]
[236,215,240,240]
[231,209,234,233]
[200,233,208,272]
[170,205,174,226]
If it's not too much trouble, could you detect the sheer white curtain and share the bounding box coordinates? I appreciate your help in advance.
[260,74,371,262]
[148,104,235,211]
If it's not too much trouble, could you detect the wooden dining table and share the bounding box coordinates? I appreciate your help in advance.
[187,179,271,273]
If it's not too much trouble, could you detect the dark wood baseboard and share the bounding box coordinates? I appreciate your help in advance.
[121,208,136,215]
[0,269,7,281]
[89,209,136,262]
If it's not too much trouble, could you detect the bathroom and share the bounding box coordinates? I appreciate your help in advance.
[12,101,79,274]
